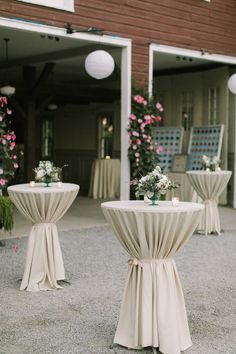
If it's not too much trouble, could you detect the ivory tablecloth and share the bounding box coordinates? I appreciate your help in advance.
[166,172,200,202]
[89,159,120,199]
[186,170,231,235]
[8,183,79,291]
[102,201,204,354]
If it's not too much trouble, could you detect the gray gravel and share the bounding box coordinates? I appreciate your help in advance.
[0,226,236,354]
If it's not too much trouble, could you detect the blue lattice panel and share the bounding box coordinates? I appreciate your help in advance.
[187,125,224,170]
[152,127,184,172]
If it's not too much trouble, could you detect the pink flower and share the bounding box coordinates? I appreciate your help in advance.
[136,139,141,145]
[11,133,16,141]
[132,131,139,137]
[0,178,6,186]
[6,134,11,140]
[156,116,162,122]
[13,155,17,159]
[133,95,144,104]
[2,139,6,145]
[129,113,136,120]
[143,100,147,106]
[13,163,18,169]
[156,102,164,111]
[138,119,143,124]
[10,142,16,150]
[0,169,3,174]
[142,134,147,139]
[156,145,163,154]
[6,108,12,115]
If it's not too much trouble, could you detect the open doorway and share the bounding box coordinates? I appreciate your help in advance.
[0,17,131,198]
[149,44,236,206]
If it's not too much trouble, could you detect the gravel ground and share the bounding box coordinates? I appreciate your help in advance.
[0,226,235,354]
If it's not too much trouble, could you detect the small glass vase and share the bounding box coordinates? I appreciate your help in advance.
[149,192,160,206]
[44,177,52,187]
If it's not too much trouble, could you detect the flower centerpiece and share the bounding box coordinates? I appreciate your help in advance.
[128,91,163,180]
[202,155,221,172]
[133,166,179,205]
[34,161,67,187]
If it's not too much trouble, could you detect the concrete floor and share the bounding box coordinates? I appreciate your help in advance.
[1,196,236,240]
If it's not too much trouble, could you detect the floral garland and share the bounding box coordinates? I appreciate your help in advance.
[0,96,18,191]
[128,93,163,179]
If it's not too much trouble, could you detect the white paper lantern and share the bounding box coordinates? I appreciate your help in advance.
[85,50,115,79]
[0,85,15,96]
[228,74,236,94]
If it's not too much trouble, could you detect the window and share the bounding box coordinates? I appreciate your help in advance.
[17,0,74,12]
[208,87,219,125]
[98,113,113,159]
[181,91,193,131]
[42,118,53,159]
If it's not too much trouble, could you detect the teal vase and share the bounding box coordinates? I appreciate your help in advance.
[149,192,160,205]
[44,176,52,187]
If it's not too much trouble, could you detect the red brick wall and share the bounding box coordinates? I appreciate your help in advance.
[1,0,236,86]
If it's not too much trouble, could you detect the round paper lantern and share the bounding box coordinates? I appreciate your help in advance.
[0,85,16,96]
[228,74,236,94]
[85,50,115,79]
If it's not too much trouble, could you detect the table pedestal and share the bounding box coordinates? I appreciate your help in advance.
[21,222,65,291]
[198,199,220,235]
[115,258,192,353]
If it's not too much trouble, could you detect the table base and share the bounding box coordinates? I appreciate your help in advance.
[198,200,220,235]
[114,258,192,354]
[20,223,65,291]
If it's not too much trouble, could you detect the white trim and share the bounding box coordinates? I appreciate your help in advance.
[120,45,132,200]
[148,45,154,98]
[17,0,75,12]
[0,17,131,47]
[0,16,132,200]
[150,43,236,66]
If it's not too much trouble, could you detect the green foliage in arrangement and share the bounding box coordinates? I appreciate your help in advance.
[0,196,14,231]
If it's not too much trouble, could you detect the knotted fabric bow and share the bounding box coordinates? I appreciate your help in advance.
[128,258,143,268]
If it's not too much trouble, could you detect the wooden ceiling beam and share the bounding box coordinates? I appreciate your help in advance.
[0,45,119,69]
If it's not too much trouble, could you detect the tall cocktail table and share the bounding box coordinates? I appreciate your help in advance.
[186,170,231,235]
[102,200,204,354]
[8,183,79,291]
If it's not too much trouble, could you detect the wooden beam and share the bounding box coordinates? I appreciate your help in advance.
[32,62,55,97]
[9,97,26,120]
[0,45,119,69]
[36,95,54,115]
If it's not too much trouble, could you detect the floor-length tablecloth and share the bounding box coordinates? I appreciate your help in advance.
[186,170,231,235]
[89,159,120,199]
[102,201,204,354]
[8,183,79,291]
[166,172,200,202]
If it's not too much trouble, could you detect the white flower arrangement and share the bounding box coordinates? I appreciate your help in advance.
[202,155,221,172]
[134,165,179,199]
[34,161,67,182]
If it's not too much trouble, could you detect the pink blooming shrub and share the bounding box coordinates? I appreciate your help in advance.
[128,91,164,179]
[0,96,18,191]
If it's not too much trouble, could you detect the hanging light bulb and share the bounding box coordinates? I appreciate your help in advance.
[85,50,115,79]
[0,38,16,96]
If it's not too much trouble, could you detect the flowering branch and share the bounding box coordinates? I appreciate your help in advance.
[0,96,18,190]
[128,93,163,179]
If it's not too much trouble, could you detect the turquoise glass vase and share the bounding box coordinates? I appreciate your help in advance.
[149,192,160,205]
